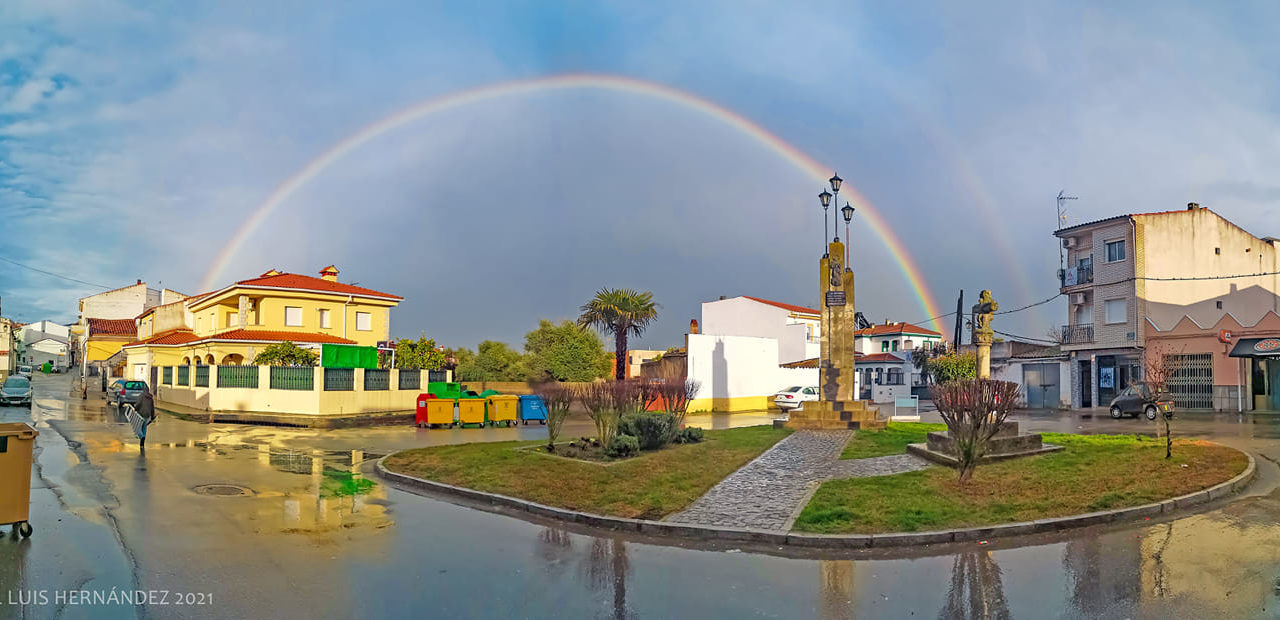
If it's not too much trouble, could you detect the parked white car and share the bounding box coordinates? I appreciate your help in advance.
[774,385,819,411]
[16,365,33,378]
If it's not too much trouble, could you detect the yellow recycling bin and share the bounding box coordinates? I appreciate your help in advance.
[423,399,456,428]
[487,395,519,427]
[0,423,38,538]
[458,399,487,427]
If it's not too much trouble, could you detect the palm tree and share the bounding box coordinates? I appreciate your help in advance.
[577,288,659,381]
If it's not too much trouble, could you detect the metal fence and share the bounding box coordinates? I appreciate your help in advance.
[177,366,190,386]
[427,370,447,383]
[162,367,173,385]
[364,369,389,391]
[324,368,354,391]
[271,367,315,391]
[195,366,209,387]
[398,369,420,391]
[218,366,259,388]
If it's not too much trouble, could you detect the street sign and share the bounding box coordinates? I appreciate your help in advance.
[825,291,846,307]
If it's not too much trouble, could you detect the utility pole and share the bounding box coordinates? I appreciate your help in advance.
[953,290,964,349]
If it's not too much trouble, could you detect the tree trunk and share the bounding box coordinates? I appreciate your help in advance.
[614,330,627,381]
[1164,417,1172,459]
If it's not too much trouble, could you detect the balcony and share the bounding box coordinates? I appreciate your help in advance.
[1060,266,1093,290]
[1061,324,1094,345]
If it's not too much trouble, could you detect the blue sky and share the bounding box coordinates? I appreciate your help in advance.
[4,1,1280,349]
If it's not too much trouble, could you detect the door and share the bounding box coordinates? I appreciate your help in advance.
[1023,365,1045,409]
[1080,360,1092,408]
[132,364,146,380]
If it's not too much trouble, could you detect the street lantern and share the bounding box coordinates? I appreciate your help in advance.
[841,202,855,266]
[818,189,833,252]
[829,173,842,193]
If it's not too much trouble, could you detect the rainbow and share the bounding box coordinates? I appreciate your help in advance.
[202,74,948,333]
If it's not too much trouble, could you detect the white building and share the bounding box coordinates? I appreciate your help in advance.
[699,296,821,364]
[23,336,70,371]
[686,296,946,410]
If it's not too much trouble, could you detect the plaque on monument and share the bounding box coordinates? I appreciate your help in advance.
[825,291,846,307]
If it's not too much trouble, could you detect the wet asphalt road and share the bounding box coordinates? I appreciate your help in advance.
[3,374,1280,619]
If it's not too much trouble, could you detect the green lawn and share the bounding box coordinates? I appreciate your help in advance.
[382,426,790,520]
[797,433,1247,534]
[840,422,946,459]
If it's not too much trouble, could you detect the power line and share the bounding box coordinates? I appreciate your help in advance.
[0,256,112,290]
[995,293,1063,315]
[992,328,1059,345]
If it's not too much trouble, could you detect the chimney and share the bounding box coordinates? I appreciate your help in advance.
[689,319,699,335]
[719,295,726,300]
[1187,202,1200,210]
[319,265,340,282]
[136,279,142,285]
[883,319,890,326]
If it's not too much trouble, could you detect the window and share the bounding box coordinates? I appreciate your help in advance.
[1104,299,1127,324]
[886,368,903,385]
[1216,301,1223,310]
[881,341,889,352]
[285,306,303,327]
[319,309,331,329]
[225,312,235,328]
[355,311,371,331]
[903,339,914,350]
[1105,239,1126,262]
[891,341,899,352]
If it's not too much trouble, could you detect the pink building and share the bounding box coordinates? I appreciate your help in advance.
[1145,311,1280,411]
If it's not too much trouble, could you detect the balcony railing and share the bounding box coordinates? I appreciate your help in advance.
[1060,266,1094,288]
[1061,324,1094,344]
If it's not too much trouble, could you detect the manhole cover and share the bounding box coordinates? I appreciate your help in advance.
[193,484,254,497]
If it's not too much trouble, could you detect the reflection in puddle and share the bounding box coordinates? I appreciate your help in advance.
[941,551,1010,619]
[538,526,633,619]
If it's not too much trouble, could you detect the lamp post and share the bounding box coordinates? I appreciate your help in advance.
[841,202,855,266]
[818,189,832,255]
[828,174,842,241]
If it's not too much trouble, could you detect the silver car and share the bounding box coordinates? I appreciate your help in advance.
[1,375,33,407]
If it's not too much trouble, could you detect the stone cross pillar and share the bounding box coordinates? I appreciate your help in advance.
[819,240,856,402]
[971,290,998,380]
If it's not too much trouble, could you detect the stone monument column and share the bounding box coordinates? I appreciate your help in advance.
[787,239,882,430]
[971,290,998,380]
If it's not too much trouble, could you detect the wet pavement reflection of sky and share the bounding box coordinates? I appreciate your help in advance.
[3,374,1280,618]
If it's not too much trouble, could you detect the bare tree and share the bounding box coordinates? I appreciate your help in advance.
[931,378,1022,482]
[534,382,574,452]
[1139,344,1184,459]
[577,382,620,445]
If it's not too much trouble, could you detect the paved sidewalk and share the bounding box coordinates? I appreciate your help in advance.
[666,430,931,531]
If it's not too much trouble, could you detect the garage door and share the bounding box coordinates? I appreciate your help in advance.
[1022,363,1061,409]
[1165,353,1212,409]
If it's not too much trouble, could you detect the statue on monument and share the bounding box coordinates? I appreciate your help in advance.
[971,290,998,344]
[971,290,998,379]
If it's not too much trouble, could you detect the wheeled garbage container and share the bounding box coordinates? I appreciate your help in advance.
[427,382,462,401]
[422,398,456,428]
[0,423,38,538]
[457,398,486,427]
[486,394,519,427]
[518,395,548,425]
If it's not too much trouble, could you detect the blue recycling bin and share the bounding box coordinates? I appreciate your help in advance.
[518,395,548,425]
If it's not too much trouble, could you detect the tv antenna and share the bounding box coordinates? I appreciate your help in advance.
[1056,190,1078,270]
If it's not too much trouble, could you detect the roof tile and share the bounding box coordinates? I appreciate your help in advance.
[741,296,819,316]
[87,318,136,336]
[233,273,402,300]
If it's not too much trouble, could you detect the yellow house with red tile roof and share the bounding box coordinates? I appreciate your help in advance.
[123,266,401,381]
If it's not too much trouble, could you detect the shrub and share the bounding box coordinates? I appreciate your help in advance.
[675,426,704,444]
[618,412,677,450]
[606,434,640,458]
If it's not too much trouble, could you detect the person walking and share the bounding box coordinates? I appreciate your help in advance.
[126,386,157,448]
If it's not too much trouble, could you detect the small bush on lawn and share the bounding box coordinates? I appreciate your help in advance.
[619,412,677,450]
[675,427,704,444]
[607,434,640,458]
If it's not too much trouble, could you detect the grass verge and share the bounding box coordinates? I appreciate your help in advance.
[382,426,790,520]
[797,433,1247,534]
[840,422,947,459]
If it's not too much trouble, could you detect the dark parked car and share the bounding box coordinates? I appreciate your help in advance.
[0,376,32,407]
[1109,383,1174,420]
[109,380,149,409]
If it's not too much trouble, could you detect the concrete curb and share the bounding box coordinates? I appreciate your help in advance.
[375,448,1257,550]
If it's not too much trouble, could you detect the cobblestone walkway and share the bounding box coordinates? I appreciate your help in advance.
[666,431,931,531]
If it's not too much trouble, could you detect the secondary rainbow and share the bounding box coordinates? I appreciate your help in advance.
[202,73,948,333]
